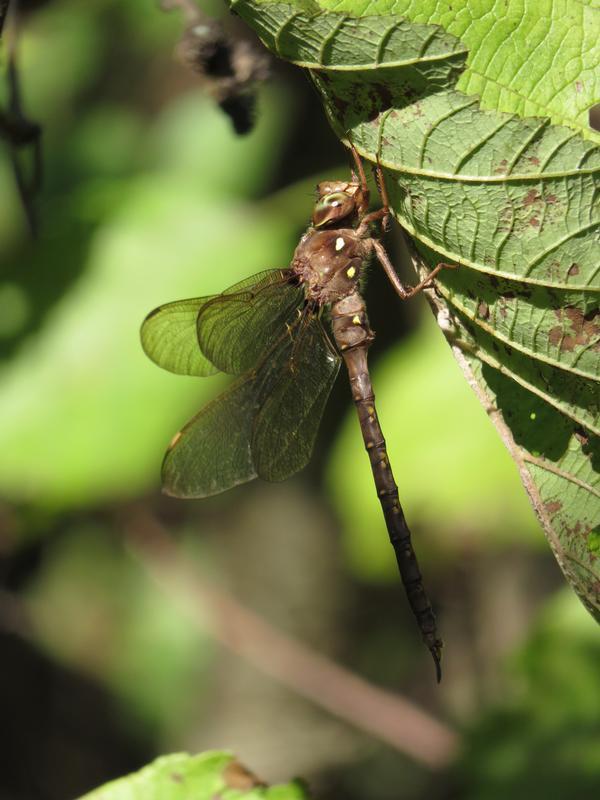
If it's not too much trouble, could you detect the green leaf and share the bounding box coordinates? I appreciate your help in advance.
[229,0,600,618]
[239,0,600,139]
[78,751,310,800]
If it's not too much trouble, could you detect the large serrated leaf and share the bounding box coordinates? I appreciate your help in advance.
[228,0,600,619]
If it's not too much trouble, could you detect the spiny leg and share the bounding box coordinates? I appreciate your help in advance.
[348,150,391,235]
[372,158,391,232]
[373,239,456,300]
[349,141,369,195]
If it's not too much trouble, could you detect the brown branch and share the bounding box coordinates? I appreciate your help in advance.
[125,509,459,770]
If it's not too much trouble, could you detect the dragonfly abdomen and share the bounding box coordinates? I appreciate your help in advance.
[331,291,443,681]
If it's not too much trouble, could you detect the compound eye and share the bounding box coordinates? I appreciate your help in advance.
[313,192,355,227]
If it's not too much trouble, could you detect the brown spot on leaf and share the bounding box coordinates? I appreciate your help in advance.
[568,263,580,276]
[529,156,540,166]
[523,189,541,206]
[544,500,563,515]
[575,430,589,446]
[494,158,509,174]
[171,773,183,784]
[548,326,562,347]
[478,301,490,319]
[529,216,540,227]
[545,194,558,204]
[549,307,600,352]
[223,761,264,791]
[576,80,583,93]
[497,292,515,319]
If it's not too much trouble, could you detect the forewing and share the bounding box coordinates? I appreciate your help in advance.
[197,268,304,375]
[162,374,258,498]
[141,297,219,377]
[252,319,341,481]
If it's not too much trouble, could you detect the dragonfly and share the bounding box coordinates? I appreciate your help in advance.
[141,150,452,680]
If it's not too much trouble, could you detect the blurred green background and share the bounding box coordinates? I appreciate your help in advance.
[1,1,598,799]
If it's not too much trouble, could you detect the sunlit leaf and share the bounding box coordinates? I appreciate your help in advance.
[78,751,310,800]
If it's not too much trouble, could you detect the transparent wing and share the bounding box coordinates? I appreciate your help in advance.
[161,317,340,497]
[141,296,220,377]
[252,318,341,482]
[197,268,304,374]
[141,269,302,377]
[162,373,258,498]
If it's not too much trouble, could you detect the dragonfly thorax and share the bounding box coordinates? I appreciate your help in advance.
[291,227,368,305]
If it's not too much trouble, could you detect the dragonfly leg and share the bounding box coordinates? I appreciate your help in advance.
[404,261,457,298]
[355,160,391,236]
[357,207,387,237]
[349,141,369,195]
[372,158,391,232]
[373,240,456,300]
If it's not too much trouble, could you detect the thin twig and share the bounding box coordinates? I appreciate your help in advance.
[0,1,9,38]
[0,4,42,236]
[125,508,459,770]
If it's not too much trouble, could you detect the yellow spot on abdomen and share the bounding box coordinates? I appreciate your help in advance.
[347,266,356,278]
[352,315,361,325]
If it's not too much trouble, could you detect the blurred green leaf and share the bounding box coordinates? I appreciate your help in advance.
[26,523,215,736]
[78,751,310,800]
[0,92,295,509]
[460,589,600,799]
[20,1,105,119]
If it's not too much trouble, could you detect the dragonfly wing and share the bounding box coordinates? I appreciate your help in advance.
[162,373,258,498]
[252,319,341,482]
[162,318,340,496]
[197,268,304,374]
[141,296,220,377]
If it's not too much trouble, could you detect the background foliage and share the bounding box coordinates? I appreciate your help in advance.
[0,1,598,799]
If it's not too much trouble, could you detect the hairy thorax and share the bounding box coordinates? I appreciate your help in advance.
[291,228,371,305]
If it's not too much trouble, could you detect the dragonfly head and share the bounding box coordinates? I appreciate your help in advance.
[312,180,368,228]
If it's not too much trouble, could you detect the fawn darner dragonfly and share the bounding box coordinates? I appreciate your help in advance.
[141,152,450,680]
